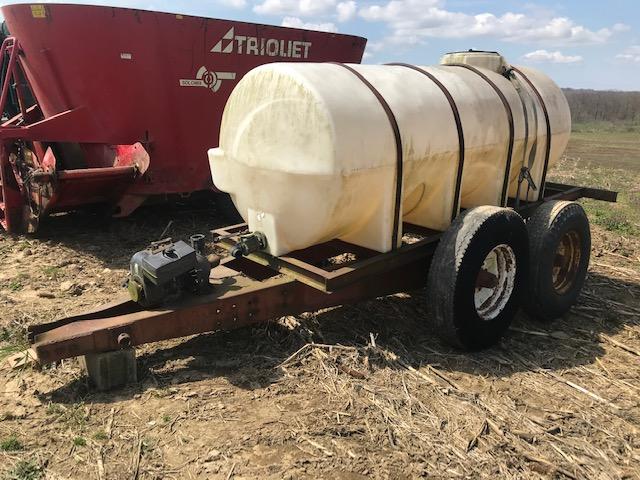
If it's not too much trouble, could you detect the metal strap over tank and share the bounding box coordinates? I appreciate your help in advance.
[331,62,403,249]
[387,63,465,221]
[510,67,552,198]
[445,63,515,206]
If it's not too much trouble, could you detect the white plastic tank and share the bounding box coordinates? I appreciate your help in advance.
[209,51,571,256]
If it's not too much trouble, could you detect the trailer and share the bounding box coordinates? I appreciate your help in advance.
[0,3,366,233]
[23,181,616,390]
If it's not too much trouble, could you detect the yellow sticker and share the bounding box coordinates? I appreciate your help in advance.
[30,5,47,18]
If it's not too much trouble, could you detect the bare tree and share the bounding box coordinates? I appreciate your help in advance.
[562,89,640,124]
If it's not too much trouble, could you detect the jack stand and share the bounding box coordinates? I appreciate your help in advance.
[80,348,137,391]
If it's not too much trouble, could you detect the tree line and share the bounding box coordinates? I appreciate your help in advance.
[562,88,640,124]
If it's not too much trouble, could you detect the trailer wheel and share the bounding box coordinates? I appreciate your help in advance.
[523,201,590,322]
[426,206,528,350]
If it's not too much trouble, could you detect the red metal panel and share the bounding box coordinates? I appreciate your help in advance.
[1,3,367,198]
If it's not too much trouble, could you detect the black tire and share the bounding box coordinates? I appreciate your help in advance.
[426,206,528,350]
[214,192,243,223]
[523,201,591,322]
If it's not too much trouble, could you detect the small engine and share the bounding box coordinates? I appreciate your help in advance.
[128,234,213,308]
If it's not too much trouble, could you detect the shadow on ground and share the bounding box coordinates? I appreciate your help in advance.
[12,193,231,268]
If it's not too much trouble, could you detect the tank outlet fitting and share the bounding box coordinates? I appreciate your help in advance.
[230,232,268,259]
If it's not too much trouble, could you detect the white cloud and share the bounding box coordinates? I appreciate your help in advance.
[254,0,337,17]
[254,0,356,22]
[612,23,631,33]
[523,49,582,63]
[337,1,357,22]
[358,0,623,47]
[281,16,338,32]
[615,45,640,63]
[217,0,247,7]
[362,41,383,60]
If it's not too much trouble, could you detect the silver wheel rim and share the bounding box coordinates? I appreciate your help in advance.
[474,244,517,321]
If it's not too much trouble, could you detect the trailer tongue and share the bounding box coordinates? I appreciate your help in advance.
[0,3,366,232]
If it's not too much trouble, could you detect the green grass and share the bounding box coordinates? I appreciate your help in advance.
[6,280,23,292]
[582,198,638,236]
[16,242,31,251]
[2,460,43,480]
[3,273,29,293]
[46,403,89,432]
[41,266,61,279]
[0,344,23,362]
[0,242,12,256]
[45,403,64,416]
[0,325,28,362]
[571,120,640,135]
[549,123,640,237]
[46,403,89,430]
[92,430,108,441]
[0,436,23,452]
[72,437,86,447]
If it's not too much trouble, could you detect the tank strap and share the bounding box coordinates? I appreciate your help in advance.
[332,62,403,250]
[508,75,531,173]
[510,67,552,198]
[444,63,515,207]
[388,63,465,221]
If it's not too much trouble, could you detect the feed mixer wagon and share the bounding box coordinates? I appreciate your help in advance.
[0,3,366,232]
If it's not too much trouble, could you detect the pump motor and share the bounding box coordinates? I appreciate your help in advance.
[128,234,214,307]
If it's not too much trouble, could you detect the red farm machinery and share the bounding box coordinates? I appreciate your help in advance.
[0,3,366,232]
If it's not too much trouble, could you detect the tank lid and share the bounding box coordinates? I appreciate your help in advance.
[440,49,508,74]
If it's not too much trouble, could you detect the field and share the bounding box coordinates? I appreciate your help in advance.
[0,125,639,479]
[555,122,640,237]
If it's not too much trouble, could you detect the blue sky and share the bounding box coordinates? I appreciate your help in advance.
[1,0,639,90]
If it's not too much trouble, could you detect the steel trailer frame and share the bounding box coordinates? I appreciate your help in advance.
[24,182,617,366]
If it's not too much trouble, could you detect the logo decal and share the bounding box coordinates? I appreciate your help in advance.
[210,26,312,58]
[211,28,236,54]
[179,66,236,93]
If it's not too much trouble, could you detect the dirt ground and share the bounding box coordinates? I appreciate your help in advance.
[1,134,639,479]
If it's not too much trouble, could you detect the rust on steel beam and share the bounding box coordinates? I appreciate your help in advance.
[30,256,429,364]
[544,182,617,203]
[27,297,140,341]
[513,182,617,218]
[216,232,440,293]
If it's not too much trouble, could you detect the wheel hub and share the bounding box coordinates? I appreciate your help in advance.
[552,230,581,294]
[474,244,517,321]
